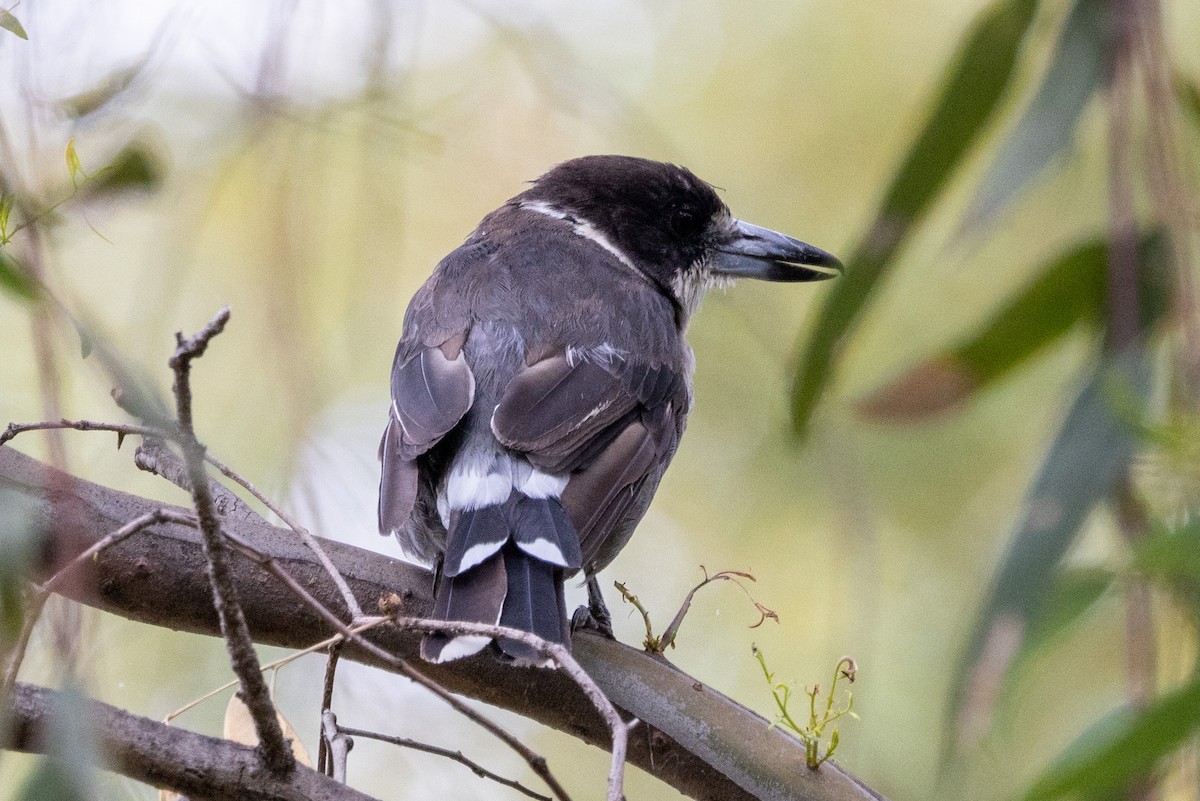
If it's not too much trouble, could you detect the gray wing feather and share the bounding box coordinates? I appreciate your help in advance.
[391,345,475,459]
[378,335,474,535]
[492,350,686,571]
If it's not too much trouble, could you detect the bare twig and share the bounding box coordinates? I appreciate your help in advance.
[318,640,343,776]
[168,306,293,776]
[134,439,263,522]
[337,724,552,801]
[2,417,361,619]
[660,568,779,651]
[392,617,636,801]
[618,567,779,654]
[202,449,364,621]
[320,709,353,784]
[216,531,575,801]
[0,418,169,449]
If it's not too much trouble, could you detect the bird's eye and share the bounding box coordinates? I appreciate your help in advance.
[669,208,698,237]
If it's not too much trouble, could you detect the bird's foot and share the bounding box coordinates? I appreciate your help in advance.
[571,604,615,639]
[571,576,615,638]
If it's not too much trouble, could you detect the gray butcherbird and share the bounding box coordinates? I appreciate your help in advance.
[378,155,840,664]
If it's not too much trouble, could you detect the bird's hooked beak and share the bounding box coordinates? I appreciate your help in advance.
[713,219,842,282]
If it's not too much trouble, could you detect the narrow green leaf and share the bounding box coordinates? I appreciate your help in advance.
[964,0,1107,230]
[791,0,1039,436]
[0,8,28,40]
[57,62,142,118]
[0,193,13,237]
[1176,71,1200,132]
[1023,675,1200,801]
[0,486,42,641]
[1021,567,1114,657]
[945,350,1151,757]
[0,246,38,301]
[857,233,1169,422]
[65,139,82,185]
[1134,520,1200,610]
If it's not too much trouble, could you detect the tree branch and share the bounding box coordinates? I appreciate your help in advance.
[0,446,888,801]
[6,683,379,801]
[168,307,294,775]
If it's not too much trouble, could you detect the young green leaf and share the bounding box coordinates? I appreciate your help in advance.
[0,8,28,40]
[65,138,82,185]
[0,246,37,301]
[962,0,1107,231]
[0,193,13,239]
[791,0,1040,437]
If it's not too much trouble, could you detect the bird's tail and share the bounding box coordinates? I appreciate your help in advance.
[421,495,582,666]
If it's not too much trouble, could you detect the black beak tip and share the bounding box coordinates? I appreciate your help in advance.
[798,246,843,275]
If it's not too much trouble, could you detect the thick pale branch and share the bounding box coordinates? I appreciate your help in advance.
[0,447,887,801]
[6,683,378,801]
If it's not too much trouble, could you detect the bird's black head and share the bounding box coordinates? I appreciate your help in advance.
[517,155,841,318]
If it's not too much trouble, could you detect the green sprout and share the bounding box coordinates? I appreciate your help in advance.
[752,646,858,769]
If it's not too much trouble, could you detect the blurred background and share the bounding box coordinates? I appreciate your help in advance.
[1,0,1199,799]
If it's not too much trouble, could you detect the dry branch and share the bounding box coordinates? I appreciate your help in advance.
[6,683,378,801]
[0,446,887,801]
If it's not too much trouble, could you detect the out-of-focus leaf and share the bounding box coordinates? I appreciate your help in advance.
[71,318,95,359]
[991,567,1115,736]
[945,350,1151,756]
[67,312,172,425]
[964,0,1106,230]
[1023,674,1200,801]
[79,141,163,199]
[1021,567,1115,657]
[791,0,1039,437]
[0,486,42,642]
[1176,71,1200,131]
[58,62,142,118]
[858,233,1169,422]
[0,246,38,301]
[1134,520,1200,610]
[0,9,28,40]
[65,139,82,185]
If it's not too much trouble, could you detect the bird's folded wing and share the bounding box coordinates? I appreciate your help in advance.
[492,351,685,567]
[378,334,474,534]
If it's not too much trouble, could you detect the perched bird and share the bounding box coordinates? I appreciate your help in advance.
[378,155,839,664]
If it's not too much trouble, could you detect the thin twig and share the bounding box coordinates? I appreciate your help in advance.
[337,724,552,801]
[1,416,362,619]
[320,710,352,784]
[0,418,169,449]
[317,640,343,776]
[134,439,263,523]
[169,307,294,776]
[202,449,364,621]
[392,617,636,801]
[1,593,47,695]
[216,532,576,801]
